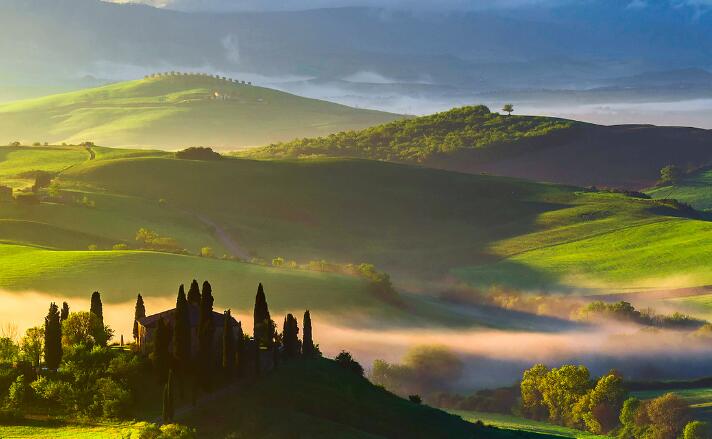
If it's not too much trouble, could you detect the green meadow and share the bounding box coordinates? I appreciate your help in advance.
[0,75,401,149]
[647,168,712,211]
[454,411,609,438]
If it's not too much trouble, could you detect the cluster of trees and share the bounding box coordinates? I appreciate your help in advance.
[251,105,575,163]
[144,281,320,423]
[370,346,463,401]
[0,293,147,419]
[175,147,222,161]
[576,301,705,329]
[144,72,252,85]
[135,228,184,253]
[618,393,708,439]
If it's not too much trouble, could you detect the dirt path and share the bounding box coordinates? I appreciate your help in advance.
[196,214,251,260]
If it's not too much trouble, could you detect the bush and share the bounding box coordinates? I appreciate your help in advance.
[175,147,221,160]
[200,247,214,258]
[684,421,711,439]
[113,243,129,250]
[334,351,364,376]
[90,377,131,418]
[6,376,29,408]
[124,422,196,439]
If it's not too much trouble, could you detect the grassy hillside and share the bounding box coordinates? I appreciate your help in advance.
[646,168,712,211]
[241,106,712,188]
[4,144,712,312]
[455,411,609,438]
[0,75,401,149]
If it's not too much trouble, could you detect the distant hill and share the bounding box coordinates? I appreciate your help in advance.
[0,74,401,149]
[242,106,712,188]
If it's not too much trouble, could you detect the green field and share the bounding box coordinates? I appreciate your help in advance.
[454,411,609,438]
[647,168,712,211]
[0,75,401,149]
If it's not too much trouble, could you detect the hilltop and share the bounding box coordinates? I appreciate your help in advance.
[242,105,712,188]
[0,74,401,149]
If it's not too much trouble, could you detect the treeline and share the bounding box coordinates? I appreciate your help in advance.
[576,301,705,329]
[246,105,576,163]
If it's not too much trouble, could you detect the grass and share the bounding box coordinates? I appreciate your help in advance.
[454,411,610,438]
[0,75,401,149]
[0,421,141,438]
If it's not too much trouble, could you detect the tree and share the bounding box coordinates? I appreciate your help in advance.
[222,310,235,379]
[660,165,683,185]
[541,365,591,427]
[173,285,191,369]
[521,364,549,420]
[573,372,626,434]
[163,369,174,423]
[618,397,644,439]
[60,302,70,322]
[90,291,106,346]
[335,351,364,376]
[253,283,273,348]
[235,321,244,377]
[197,281,215,387]
[502,103,514,116]
[187,279,201,306]
[62,311,112,347]
[133,294,146,340]
[646,393,691,439]
[21,326,43,367]
[153,317,171,384]
[302,310,315,357]
[44,302,62,369]
[282,314,300,358]
[684,421,711,439]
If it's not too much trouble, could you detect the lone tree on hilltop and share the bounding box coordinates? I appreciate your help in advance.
[173,285,191,370]
[44,303,62,370]
[303,310,315,357]
[187,279,201,306]
[222,310,235,379]
[60,302,70,322]
[502,103,514,116]
[253,283,273,348]
[133,294,146,340]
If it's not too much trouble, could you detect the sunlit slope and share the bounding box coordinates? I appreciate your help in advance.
[646,168,712,211]
[60,154,712,292]
[0,75,401,149]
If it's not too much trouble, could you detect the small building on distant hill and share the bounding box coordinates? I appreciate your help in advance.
[136,304,239,356]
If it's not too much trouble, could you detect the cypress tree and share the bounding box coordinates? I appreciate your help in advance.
[253,283,272,348]
[282,314,300,359]
[133,294,146,340]
[162,369,174,423]
[90,291,103,323]
[44,302,62,370]
[222,310,235,379]
[303,310,315,357]
[153,317,170,383]
[187,279,201,306]
[173,285,191,366]
[60,302,70,322]
[235,321,244,377]
[197,281,214,387]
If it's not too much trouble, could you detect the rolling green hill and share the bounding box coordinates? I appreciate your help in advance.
[0,74,401,149]
[241,105,712,188]
[646,168,712,211]
[4,143,712,308]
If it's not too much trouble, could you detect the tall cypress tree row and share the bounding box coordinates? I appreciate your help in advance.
[162,369,174,423]
[253,283,273,348]
[173,285,191,368]
[153,317,170,383]
[133,294,146,341]
[197,280,215,387]
[235,321,244,377]
[187,279,201,306]
[222,310,235,379]
[60,302,70,322]
[303,310,315,357]
[44,302,62,370]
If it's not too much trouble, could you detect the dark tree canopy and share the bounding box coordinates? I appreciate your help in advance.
[60,302,70,322]
[176,147,222,161]
[162,369,175,423]
[90,291,103,323]
[133,293,146,340]
[173,285,191,367]
[44,302,62,370]
[302,310,315,357]
[187,279,201,306]
[282,313,300,358]
[197,280,215,386]
[253,283,273,348]
[222,310,235,378]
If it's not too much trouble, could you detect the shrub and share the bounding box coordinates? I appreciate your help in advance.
[124,422,196,439]
[6,376,29,408]
[200,247,214,258]
[88,244,98,251]
[684,421,711,439]
[91,377,131,418]
[409,394,422,404]
[175,147,221,160]
[334,351,364,376]
[113,243,129,250]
